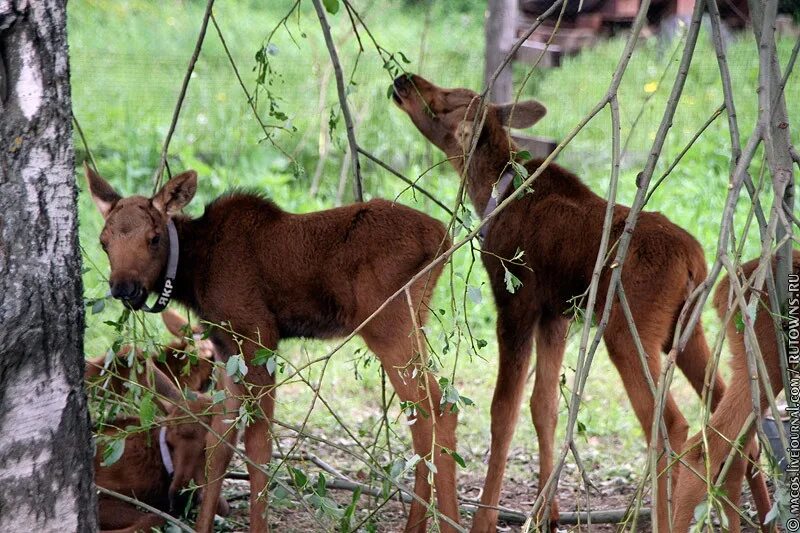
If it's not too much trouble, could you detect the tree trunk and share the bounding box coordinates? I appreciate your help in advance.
[485,0,516,103]
[0,1,96,531]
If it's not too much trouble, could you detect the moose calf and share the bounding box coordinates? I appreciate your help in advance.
[672,251,799,532]
[93,360,226,533]
[392,73,730,532]
[86,164,459,532]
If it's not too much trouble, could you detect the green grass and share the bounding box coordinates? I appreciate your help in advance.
[70,0,799,513]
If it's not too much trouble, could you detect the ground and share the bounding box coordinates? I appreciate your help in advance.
[212,438,770,531]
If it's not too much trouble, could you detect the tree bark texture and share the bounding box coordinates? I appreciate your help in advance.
[0,1,96,531]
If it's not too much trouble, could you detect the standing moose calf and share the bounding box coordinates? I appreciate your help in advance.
[672,252,799,531]
[86,164,459,532]
[392,74,728,532]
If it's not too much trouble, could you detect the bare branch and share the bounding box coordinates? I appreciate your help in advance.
[152,0,215,193]
[311,0,363,202]
[97,487,196,533]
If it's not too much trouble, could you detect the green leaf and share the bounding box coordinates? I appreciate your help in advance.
[322,0,339,14]
[476,338,487,349]
[734,310,745,333]
[503,266,522,294]
[764,500,780,524]
[316,472,327,497]
[266,356,277,376]
[510,160,528,178]
[225,354,247,378]
[101,437,125,467]
[446,449,466,468]
[211,390,227,404]
[139,393,156,426]
[467,285,482,305]
[252,348,272,366]
[516,150,532,160]
[424,459,437,474]
[290,466,308,488]
[91,298,105,314]
[693,500,709,522]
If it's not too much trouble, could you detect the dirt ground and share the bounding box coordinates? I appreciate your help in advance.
[210,441,764,532]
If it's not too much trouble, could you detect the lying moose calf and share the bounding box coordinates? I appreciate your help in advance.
[92,360,228,533]
[86,164,459,532]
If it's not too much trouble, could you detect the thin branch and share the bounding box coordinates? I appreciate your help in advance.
[97,487,196,533]
[152,0,215,193]
[357,147,463,224]
[311,0,363,202]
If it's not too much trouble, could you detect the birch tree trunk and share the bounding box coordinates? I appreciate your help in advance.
[0,1,96,531]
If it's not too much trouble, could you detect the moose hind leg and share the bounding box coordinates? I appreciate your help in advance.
[529,317,568,530]
[472,310,537,533]
[361,305,460,533]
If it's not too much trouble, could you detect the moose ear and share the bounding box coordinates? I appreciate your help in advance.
[85,162,122,219]
[145,359,183,413]
[493,100,547,129]
[455,120,475,151]
[162,309,190,338]
[152,170,197,216]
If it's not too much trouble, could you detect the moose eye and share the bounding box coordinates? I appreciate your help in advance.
[150,234,161,247]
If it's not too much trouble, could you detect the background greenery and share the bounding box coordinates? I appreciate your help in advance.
[70,0,799,522]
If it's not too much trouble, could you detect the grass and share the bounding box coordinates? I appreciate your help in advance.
[70,0,799,522]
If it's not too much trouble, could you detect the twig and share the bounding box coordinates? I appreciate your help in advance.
[151,0,215,193]
[223,472,649,526]
[97,486,196,533]
[357,147,463,224]
[311,0,363,202]
[71,114,98,172]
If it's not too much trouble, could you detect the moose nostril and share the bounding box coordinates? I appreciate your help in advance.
[110,280,141,301]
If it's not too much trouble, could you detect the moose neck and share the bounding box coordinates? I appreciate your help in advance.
[449,120,518,217]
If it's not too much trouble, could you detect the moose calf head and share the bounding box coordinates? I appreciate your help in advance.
[148,361,215,513]
[85,164,197,310]
[391,74,547,159]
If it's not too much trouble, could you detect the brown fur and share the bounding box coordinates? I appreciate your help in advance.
[93,361,227,533]
[86,164,460,533]
[392,74,728,532]
[86,310,215,396]
[672,252,799,531]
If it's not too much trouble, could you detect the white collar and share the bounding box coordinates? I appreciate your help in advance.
[159,425,174,476]
[480,168,515,239]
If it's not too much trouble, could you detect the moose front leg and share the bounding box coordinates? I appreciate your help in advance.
[242,363,277,533]
[195,315,279,533]
[195,369,242,533]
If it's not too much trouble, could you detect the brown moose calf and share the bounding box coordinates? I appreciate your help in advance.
[392,73,730,532]
[672,251,800,532]
[93,361,225,533]
[86,164,459,533]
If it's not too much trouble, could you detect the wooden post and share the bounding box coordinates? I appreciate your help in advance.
[485,0,517,103]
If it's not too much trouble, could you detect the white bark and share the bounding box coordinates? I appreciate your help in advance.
[0,1,96,531]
